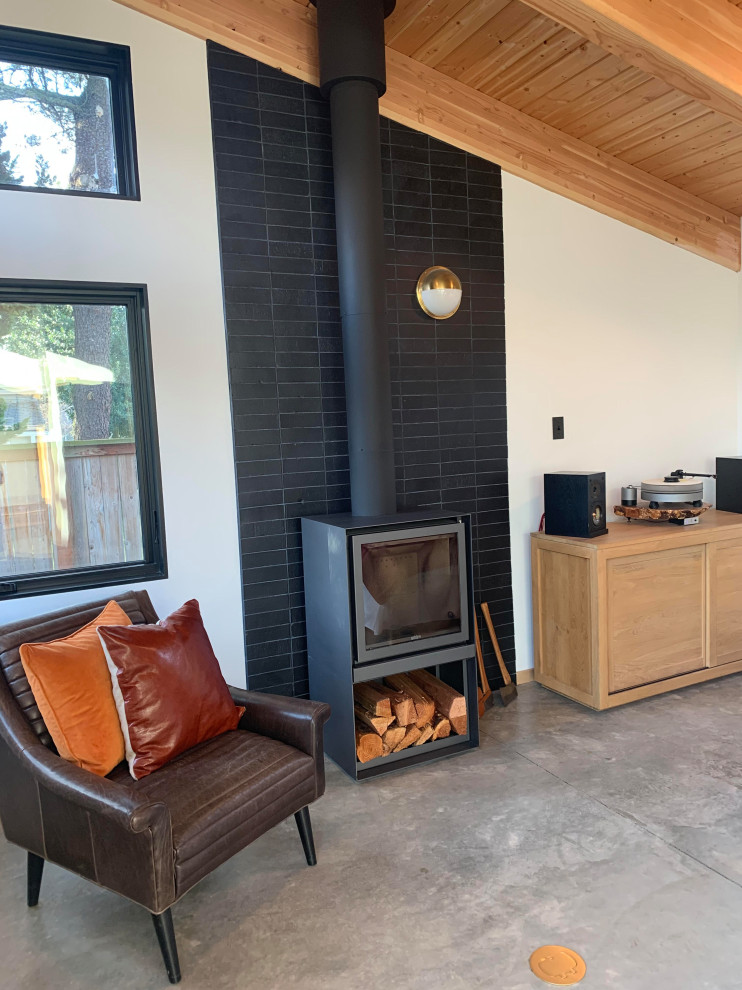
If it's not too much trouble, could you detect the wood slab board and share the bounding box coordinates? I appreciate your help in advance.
[613,503,710,522]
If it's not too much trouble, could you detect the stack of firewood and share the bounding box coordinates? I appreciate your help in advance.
[354,670,467,763]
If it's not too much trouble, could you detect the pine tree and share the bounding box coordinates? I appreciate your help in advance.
[0,122,23,184]
[34,153,54,187]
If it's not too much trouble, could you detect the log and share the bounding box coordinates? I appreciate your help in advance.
[393,724,421,752]
[407,668,466,723]
[382,724,406,751]
[384,673,435,727]
[353,682,392,719]
[354,704,393,736]
[370,682,417,726]
[449,714,468,736]
[415,723,434,746]
[431,714,451,740]
[356,722,383,763]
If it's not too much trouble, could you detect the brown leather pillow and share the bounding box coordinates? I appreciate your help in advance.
[98,600,244,780]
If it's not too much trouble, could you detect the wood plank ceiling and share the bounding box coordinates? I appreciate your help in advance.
[384,0,742,217]
[115,0,742,269]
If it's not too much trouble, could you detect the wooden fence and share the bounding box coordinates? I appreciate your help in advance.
[0,439,143,577]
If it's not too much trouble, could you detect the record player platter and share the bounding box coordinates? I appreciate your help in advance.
[640,476,705,508]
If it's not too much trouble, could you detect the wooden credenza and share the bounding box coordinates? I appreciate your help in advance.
[531,510,742,709]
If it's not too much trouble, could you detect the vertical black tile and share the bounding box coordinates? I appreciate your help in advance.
[208,41,513,696]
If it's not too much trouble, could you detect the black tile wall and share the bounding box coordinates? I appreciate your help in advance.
[208,43,515,697]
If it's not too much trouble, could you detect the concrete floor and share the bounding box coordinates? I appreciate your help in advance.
[3,678,742,990]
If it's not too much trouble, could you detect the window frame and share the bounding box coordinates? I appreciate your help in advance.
[0,279,166,599]
[0,26,140,200]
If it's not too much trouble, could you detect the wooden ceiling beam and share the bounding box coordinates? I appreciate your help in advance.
[113,0,741,269]
[517,0,742,128]
[382,49,739,269]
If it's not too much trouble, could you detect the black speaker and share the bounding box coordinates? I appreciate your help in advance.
[544,471,607,538]
[716,457,742,514]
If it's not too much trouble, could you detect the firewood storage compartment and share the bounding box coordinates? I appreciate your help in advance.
[302,511,479,780]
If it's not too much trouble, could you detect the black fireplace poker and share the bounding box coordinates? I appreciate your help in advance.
[312,0,398,518]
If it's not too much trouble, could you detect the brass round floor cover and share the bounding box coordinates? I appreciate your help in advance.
[529,945,587,985]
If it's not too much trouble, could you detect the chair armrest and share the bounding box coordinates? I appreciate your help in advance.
[22,741,168,834]
[0,680,168,835]
[0,680,174,912]
[230,687,330,759]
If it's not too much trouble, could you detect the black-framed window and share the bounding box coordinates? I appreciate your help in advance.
[0,280,165,598]
[0,26,139,199]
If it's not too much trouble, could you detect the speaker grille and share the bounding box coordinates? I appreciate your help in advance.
[544,471,607,539]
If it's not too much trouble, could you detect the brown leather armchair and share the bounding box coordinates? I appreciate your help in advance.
[0,590,330,984]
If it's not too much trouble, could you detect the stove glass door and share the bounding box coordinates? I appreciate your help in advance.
[359,530,462,653]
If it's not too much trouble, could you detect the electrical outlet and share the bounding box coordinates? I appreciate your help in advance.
[552,416,565,440]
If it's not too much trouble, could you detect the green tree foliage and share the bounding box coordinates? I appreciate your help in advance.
[34,153,55,187]
[108,309,134,439]
[1,303,75,359]
[0,397,29,445]
[0,305,134,440]
[25,133,57,187]
[0,121,22,184]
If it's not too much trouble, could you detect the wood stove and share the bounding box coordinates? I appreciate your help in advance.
[300,0,480,780]
[302,511,479,780]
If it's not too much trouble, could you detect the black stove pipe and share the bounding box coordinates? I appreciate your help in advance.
[313,0,398,517]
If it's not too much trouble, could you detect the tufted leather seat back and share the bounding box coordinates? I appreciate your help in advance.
[0,590,158,747]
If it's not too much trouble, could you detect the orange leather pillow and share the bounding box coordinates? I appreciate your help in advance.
[99,599,244,780]
[20,600,131,777]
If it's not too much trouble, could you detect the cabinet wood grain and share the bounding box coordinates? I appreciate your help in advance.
[532,510,742,709]
[708,538,742,666]
[607,546,705,692]
[534,548,594,698]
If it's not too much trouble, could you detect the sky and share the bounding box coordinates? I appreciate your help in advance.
[0,98,73,187]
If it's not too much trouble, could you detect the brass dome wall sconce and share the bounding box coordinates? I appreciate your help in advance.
[416,266,463,320]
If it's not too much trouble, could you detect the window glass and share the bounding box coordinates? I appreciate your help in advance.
[0,287,162,593]
[0,62,118,194]
[0,28,138,199]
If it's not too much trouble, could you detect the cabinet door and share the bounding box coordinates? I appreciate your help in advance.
[534,547,594,700]
[708,538,742,667]
[607,545,705,693]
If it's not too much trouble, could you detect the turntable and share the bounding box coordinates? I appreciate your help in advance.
[641,473,705,509]
[616,468,713,524]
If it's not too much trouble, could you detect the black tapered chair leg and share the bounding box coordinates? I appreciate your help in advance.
[294,806,317,866]
[151,909,181,984]
[27,852,44,907]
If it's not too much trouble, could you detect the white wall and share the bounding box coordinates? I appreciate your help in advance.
[0,0,246,685]
[503,173,741,673]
